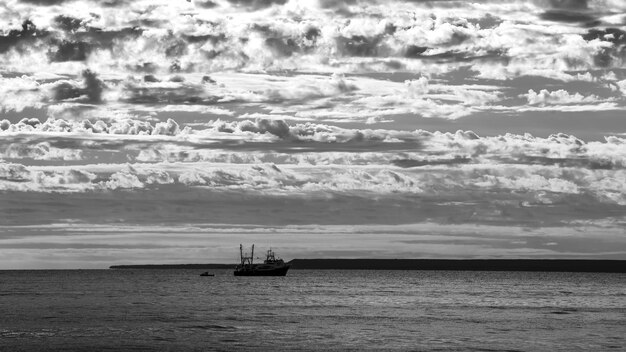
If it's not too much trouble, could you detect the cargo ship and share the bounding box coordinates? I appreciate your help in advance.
[234,244,290,276]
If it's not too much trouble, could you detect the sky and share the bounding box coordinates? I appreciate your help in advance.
[0,0,625,269]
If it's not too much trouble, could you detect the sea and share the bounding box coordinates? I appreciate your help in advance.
[0,269,624,351]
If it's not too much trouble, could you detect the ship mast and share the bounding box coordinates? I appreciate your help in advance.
[240,244,244,266]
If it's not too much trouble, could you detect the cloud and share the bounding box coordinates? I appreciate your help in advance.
[49,69,105,103]
[18,0,73,4]
[405,77,429,96]
[0,117,183,136]
[0,20,48,54]
[0,76,46,112]
[0,162,30,182]
[540,0,588,9]
[48,40,92,62]
[53,15,88,32]
[524,89,602,105]
[120,79,209,105]
[1,155,625,209]
[1,119,626,208]
[539,10,596,23]
[225,0,288,10]
[2,116,626,173]
[581,27,626,68]
[104,170,144,189]
[262,73,358,102]
[0,162,97,192]
[616,79,626,95]
[0,0,621,124]
[0,141,83,160]
[195,0,218,9]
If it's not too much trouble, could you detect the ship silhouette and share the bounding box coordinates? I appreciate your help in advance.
[234,244,290,276]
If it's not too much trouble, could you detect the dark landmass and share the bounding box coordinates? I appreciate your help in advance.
[288,259,626,273]
[110,259,626,273]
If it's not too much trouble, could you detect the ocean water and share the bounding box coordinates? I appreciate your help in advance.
[0,270,624,351]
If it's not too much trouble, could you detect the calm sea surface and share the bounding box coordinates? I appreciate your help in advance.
[0,269,624,351]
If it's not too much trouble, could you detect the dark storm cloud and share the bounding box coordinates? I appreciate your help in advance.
[49,40,92,62]
[225,0,288,10]
[183,33,227,45]
[406,47,508,63]
[509,155,621,170]
[143,75,160,83]
[0,20,48,54]
[537,0,597,24]
[52,70,104,103]
[165,41,188,58]
[127,62,158,73]
[100,0,129,7]
[0,16,141,64]
[73,27,143,49]
[336,36,385,57]
[329,20,477,59]
[52,82,82,101]
[122,82,210,105]
[19,0,73,5]
[316,0,362,15]
[195,0,218,8]
[304,27,321,41]
[249,24,318,57]
[265,37,301,57]
[318,0,360,8]
[539,10,597,24]
[82,70,104,103]
[583,28,626,45]
[392,156,472,168]
[405,45,428,58]
[53,15,87,32]
[543,0,588,9]
[465,13,502,29]
[582,28,626,68]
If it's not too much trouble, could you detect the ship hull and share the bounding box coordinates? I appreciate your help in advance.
[234,265,290,276]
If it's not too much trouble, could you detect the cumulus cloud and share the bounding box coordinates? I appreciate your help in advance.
[0,162,97,192]
[405,77,429,96]
[0,142,83,160]
[2,114,626,208]
[104,171,143,189]
[263,73,358,102]
[524,89,602,105]
[0,0,621,124]
[0,76,46,112]
[0,0,609,75]
[0,117,182,136]
[2,154,625,208]
[2,116,626,172]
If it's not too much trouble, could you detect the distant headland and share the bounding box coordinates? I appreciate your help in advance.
[110,259,626,273]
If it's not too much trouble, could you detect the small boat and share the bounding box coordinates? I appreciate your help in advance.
[234,244,290,276]
[200,272,214,276]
